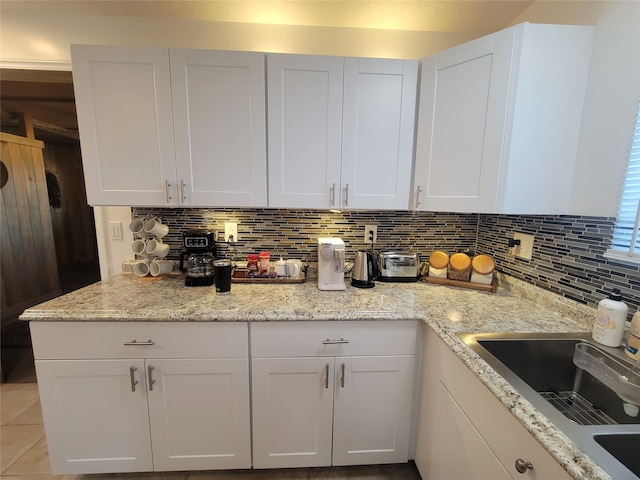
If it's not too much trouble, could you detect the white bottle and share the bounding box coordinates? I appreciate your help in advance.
[592,289,628,347]
[625,312,640,361]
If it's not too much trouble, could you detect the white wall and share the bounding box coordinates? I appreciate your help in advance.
[510,1,640,216]
[0,12,475,65]
[93,206,133,279]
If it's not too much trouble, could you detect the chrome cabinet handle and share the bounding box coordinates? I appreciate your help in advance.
[148,365,156,391]
[324,363,329,389]
[415,185,422,209]
[340,362,345,388]
[180,179,187,203]
[165,179,172,203]
[344,183,349,206]
[322,338,349,345]
[123,339,154,346]
[330,183,336,207]
[514,459,533,474]
[129,366,138,392]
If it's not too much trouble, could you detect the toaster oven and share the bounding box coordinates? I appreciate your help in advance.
[377,251,420,282]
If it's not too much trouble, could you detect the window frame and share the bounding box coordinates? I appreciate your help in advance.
[604,100,640,265]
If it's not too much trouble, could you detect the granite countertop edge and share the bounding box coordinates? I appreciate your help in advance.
[19,272,610,480]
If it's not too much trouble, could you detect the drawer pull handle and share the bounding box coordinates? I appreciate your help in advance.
[148,365,156,391]
[324,363,329,389]
[322,338,349,345]
[124,339,154,346]
[515,459,533,474]
[340,362,345,388]
[129,366,138,392]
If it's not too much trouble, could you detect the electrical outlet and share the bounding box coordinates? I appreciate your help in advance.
[513,232,534,260]
[364,225,378,244]
[224,223,239,242]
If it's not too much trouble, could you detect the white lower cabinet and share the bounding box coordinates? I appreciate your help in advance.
[250,321,417,469]
[31,322,251,474]
[415,326,572,480]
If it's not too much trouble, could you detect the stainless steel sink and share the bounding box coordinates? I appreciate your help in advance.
[459,332,640,480]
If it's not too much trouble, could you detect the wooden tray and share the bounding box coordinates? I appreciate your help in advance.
[231,273,306,284]
[422,275,497,293]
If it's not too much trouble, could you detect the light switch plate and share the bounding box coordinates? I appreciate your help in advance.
[109,221,123,241]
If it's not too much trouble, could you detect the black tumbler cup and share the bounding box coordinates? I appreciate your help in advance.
[213,260,232,295]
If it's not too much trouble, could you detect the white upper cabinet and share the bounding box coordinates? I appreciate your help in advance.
[71,45,177,206]
[267,54,344,209]
[170,49,267,207]
[71,45,267,207]
[413,23,594,214]
[341,58,418,210]
[268,54,418,210]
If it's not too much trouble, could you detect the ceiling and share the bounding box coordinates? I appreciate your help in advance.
[0,0,536,143]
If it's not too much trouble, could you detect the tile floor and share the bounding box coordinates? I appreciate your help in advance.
[1,349,422,480]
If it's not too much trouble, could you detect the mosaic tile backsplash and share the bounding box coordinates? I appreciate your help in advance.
[132,207,640,316]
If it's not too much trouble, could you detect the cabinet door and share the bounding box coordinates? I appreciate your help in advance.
[425,379,512,480]
[171,50,267,207]
[341,58,418,209]
[332,356,414,466]
[35,359,153,474]
[71,45,177,206]
[267,54,343,208]
[147,358,251,471]
[414,33,510,213]
[252,357,334,468]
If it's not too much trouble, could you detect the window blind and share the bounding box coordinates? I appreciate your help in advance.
[609,101,640,261]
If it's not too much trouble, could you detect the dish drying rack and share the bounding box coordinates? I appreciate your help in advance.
[573,342,640,405]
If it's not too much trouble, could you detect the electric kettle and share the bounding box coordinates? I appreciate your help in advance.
[352,250,379,288]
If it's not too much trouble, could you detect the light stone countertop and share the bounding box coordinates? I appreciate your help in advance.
[21,272,613,480]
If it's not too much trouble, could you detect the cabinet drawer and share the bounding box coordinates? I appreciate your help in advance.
[250,321,417,357]
[30,322,248,360]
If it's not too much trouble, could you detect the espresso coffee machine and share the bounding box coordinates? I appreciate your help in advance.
[179,230,216,286]
[317,237,346,291]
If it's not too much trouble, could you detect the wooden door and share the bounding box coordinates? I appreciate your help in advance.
[71,45,177,206]
[35,359,153,474]
[1,133,60,318]
[170,49,267,207]
[147,358,251,471]
[252,357,334,468]
[267,54,344,208]
[332,355,415,466]
[341,58,417,209]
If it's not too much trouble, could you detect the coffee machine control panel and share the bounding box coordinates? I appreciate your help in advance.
[183,230,216,251]
[185,237,211,249]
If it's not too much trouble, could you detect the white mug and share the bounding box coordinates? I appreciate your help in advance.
[133,260,150,277]
[149,260,173,277]
[145,239,170,258]
[131,239,148,255]
[144,218,169,238]
[129,218,145,236]
[285,259,302,278]
[275,258,287,277]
